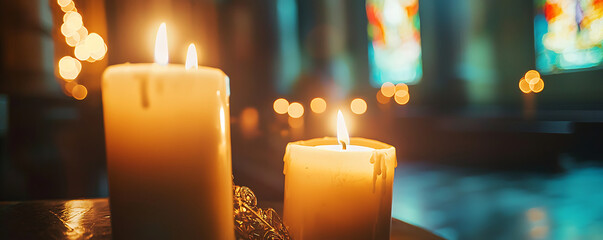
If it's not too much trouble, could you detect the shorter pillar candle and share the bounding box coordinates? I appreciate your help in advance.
[283,137,396,240]
[283,112,397,240]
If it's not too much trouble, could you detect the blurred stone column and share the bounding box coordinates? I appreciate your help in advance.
[0,0,59,200]
[0,0,56,96]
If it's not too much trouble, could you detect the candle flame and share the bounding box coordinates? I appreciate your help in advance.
[154,23,168,65]
[337,110,349,150]
[185,43,198,70]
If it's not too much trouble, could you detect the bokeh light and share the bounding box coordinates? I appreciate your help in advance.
[58,56,81,80]
[61,23,77,37]
[395,83,409,93]
[394,90,410,105]
[74,42,90,60]
[55,0,107,99]
[76,26,88,40]
[288,102,304,118]
[524,70,540,84]
[350,98,367,115]
[530,78,544,93]
[64,12,83,34]
[519,77,531,93]
[273,98,289,114]
[61,1,75,12]
[86,33,105,57]
[310,97,327,114]
[71,84,87,100]
[73,33,106,61]
[530,226,548,239]
[280,129,289,137]
[90,43,107,61]
[57,0,72,8]
[63,80,77,95]
[380,82,395,97]
[240,107,259,138]
[65,34,80,47]
[527,208,546,222]
[376,90,390,104]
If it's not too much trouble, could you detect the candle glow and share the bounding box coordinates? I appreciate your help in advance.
[154,23,168,65]
[337,110,350,149]
[185,43,198,70]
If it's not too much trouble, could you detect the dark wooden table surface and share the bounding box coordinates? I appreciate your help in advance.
[0,198,443,240]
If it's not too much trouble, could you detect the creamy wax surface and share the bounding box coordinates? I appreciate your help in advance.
[283,137,397,240]
[102,63,233,239]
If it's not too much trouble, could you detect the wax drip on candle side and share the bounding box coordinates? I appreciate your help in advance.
[130,69,150,109]
[283,144,292,175]
[138,23,169,109]
[139,77,149,108]
[374,152,393,240]
[369,151,389,193]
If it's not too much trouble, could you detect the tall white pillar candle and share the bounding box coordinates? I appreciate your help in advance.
[101,23,234,239]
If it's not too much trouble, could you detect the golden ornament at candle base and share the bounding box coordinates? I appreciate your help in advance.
[233,181,292,240]
[283,137,397,240]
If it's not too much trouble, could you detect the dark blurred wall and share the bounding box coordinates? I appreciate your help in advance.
[0,0,56,96]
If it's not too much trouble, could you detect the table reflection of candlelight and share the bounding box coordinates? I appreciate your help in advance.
[283,110,397,240]
[101,23,233,239]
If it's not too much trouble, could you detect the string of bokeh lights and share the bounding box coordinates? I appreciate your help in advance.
[273,96,384,118]
[273,82,409,119]
[274,69,545,119]
[56,0,108,100]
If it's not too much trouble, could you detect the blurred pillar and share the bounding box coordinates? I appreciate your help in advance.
[218,0,278,114]
[415,0,468,111]
[0,0,60,200]
[275,0,302,95]
[294,0,369,103]
[0,0,57,96]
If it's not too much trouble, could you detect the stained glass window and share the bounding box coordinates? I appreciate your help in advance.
[535,0,603,73]
[367,0,422,87]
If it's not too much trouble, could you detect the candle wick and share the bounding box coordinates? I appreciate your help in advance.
[339,140,347,150]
